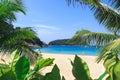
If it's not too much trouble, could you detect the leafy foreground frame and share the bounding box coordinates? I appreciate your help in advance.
[0,50,116,80]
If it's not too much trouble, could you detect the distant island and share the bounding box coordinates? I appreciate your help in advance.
[49,39,70,45]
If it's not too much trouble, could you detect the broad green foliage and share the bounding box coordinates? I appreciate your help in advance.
[98,71,108,80]
[71,55,91,80]
[36,58,54,70]
[0,0,43,61]
[0,69,16,80]
[0,50,115,80]
[106,76,112,80]
[9,49,20,67]
[15,56,30,80]
[26,58,54,79]
[44,64,61,80]
[0,50,55,80]
[67,0,120,80]
[113,61,120,80]
[0,63,9,69]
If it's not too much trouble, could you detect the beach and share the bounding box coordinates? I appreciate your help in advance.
[0,53,105,80]
[42,53,105,80]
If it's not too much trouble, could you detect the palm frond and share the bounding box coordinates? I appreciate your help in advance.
[68,29,91,45]
[0,27,36,52]
[91,2,120,33]
[68,29,116,46]
[0,27,42,63]
[0,0,25,22]
[107,0,120,9]
[84,32,116,46]
[66,0,120,33]
[66,0,99,6]
[97,38,120,62]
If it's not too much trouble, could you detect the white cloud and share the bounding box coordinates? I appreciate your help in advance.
[33,24,60,30]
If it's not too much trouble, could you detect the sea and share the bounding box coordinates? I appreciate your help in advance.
[38,45,101,56]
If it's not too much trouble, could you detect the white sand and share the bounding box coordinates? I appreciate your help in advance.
[0,53,105,80]
[42,53,105,80]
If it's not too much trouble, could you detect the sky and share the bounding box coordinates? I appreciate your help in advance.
[14,0,107,43]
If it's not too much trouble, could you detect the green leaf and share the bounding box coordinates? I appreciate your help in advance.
[113,61,120,80]
[0,69,16,80]
[98,71,108,80]
[68,29,115,46]
[35,58,54,71]
[0,63,9,69]
[44,64,61,80]
[9,49,20,67]
[26,58,54,79]
[15,56,30,80]
[106,76,112,80]
[71,55,91,80]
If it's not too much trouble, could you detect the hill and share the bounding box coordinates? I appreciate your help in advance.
[48,39,70,45]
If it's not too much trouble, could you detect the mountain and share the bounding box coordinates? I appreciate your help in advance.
[48,39,70,45]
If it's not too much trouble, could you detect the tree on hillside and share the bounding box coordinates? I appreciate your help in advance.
[67,0,120,79]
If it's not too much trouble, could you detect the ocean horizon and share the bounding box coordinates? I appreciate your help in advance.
[39,45,100,56]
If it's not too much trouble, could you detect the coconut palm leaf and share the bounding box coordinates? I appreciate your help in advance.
[68,29,116,46]
[0,0,25,22]
[66,0,120,33]
[66,0,99,6]
[0,27,43,63]
[68,29,91,45]
[0,27,35,51]
[84,32,116,46]
[107,0,120,9]
[91,2,120,33]
[97,38,120,62]
[66,0,120,9]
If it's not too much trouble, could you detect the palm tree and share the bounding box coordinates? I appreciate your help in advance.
[0,0,25,23]
[0,0,44,63]
[66,0,120,79]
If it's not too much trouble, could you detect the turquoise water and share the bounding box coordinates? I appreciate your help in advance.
[39,45,100,56]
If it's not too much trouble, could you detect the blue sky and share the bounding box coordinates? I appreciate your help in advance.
[14,0,107,43]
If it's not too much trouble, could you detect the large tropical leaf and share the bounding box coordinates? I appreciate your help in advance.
[98,71,108,80]
[15,56,30,80]
[113,61,120,80]
[9,49,20,67]
[44,64,61,80]
[0,69,16,80]
[35,58,54,70]
[26,58,54,79]
[71,55,91,80]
